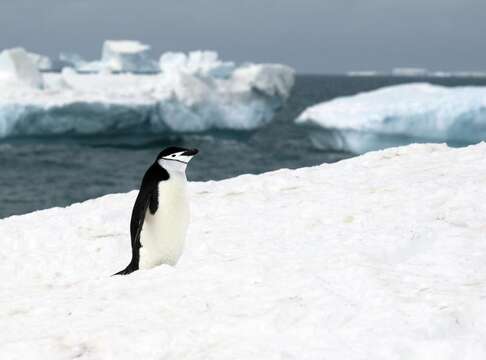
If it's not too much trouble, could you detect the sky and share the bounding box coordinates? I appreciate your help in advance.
[0,0,485,74]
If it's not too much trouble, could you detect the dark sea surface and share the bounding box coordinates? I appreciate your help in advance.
[2,74,486,219]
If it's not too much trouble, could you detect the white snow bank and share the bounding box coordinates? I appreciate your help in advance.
[2,143,486,359]
[0,59,294,137]
[101,40,157,73]
[297,83,486,154]
[0,48,43,88]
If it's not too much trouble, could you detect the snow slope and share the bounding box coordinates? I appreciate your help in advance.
[0,59,294,137]
[296,83,486,154]
[1,143,486,359]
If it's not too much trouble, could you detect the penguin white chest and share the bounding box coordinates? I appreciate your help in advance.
[139,174,190,269]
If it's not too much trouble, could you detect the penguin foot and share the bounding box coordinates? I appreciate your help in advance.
[112,262,138,276]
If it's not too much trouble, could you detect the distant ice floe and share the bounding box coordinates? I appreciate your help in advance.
[26,51,52,72]
[346,70,382,77]
[0,48,44,88]
[391,67,429,77]
[296,83,486,154]
[58,52,88,71]
[159,51,235,78]
[58,40,158,73]
[346,68,486,78]
[0,44,295,138]
[101,40,158,73]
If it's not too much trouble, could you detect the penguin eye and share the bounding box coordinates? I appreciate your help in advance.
[171,154,176,157]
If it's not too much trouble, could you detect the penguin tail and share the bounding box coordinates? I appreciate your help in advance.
[112,261,138,276]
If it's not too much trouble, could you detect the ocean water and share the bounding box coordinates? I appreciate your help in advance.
[2,74,486,219]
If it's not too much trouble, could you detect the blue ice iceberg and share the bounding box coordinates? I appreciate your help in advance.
[0,50,294,138]
[59,40,158,74]
[101,40,158,73]
[296,83,486,154]
[0,48,44,88]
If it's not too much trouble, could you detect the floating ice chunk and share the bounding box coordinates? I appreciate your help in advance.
[232,63,295,99]
[392,68,429,76]
[26,51,52,71]
[160,51,235,78]
[154,72,277,132]
[58,53,104,73]
[59,41,157,74]
[347,70,381,77]
[153,61,294,132]
[297,83,486,154]
[0,58,294,137]
[0,48,44,88]
[101,40,157,73]
[59,52,87,69]
[159,52,186,71]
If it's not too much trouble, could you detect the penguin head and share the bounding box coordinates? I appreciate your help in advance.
[156,146,199,172]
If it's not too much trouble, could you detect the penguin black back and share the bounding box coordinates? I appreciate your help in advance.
[114,163,169,275]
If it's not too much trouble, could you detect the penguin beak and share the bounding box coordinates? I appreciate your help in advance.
[182,148,199,156]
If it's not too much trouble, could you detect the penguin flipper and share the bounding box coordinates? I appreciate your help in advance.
[113,186,155,276]
[113,201,148,276]
[113,163,167,277]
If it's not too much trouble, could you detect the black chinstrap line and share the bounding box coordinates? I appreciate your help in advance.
[162,158,188,165]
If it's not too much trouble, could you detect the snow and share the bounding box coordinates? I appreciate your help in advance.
[104,40,149,54]
[26,51,52,72]
[58,52,88,71]
[0,48,44,88]
[296,83,486,154]
[1,143,486,359]
[101,40,157,73]
[160,51,235,78]
[58,41,157,74]
[0,59,294,137]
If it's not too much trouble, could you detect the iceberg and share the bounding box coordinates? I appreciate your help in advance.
[0,53,294,137]
[58,41,158,74]
[296,83,486,154]
[58,52,93,72]
[101,40,158,73]
[159,51,235,78]
[2,143,486,359]
[391,67,429,76]
[0,48,44,88]
[26,51,52,72]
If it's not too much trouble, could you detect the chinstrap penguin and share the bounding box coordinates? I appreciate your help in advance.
[114,146,198,275]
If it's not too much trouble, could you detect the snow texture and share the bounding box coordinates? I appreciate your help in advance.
[57,41,157,74]
[160,51,235,78]
[27,51,52,72]
[1,143,486,359]
[0,48,44,88]
[58,52,88,71]
[0,58,294,137]
[296,83,486,154]
[101,40,158,73]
